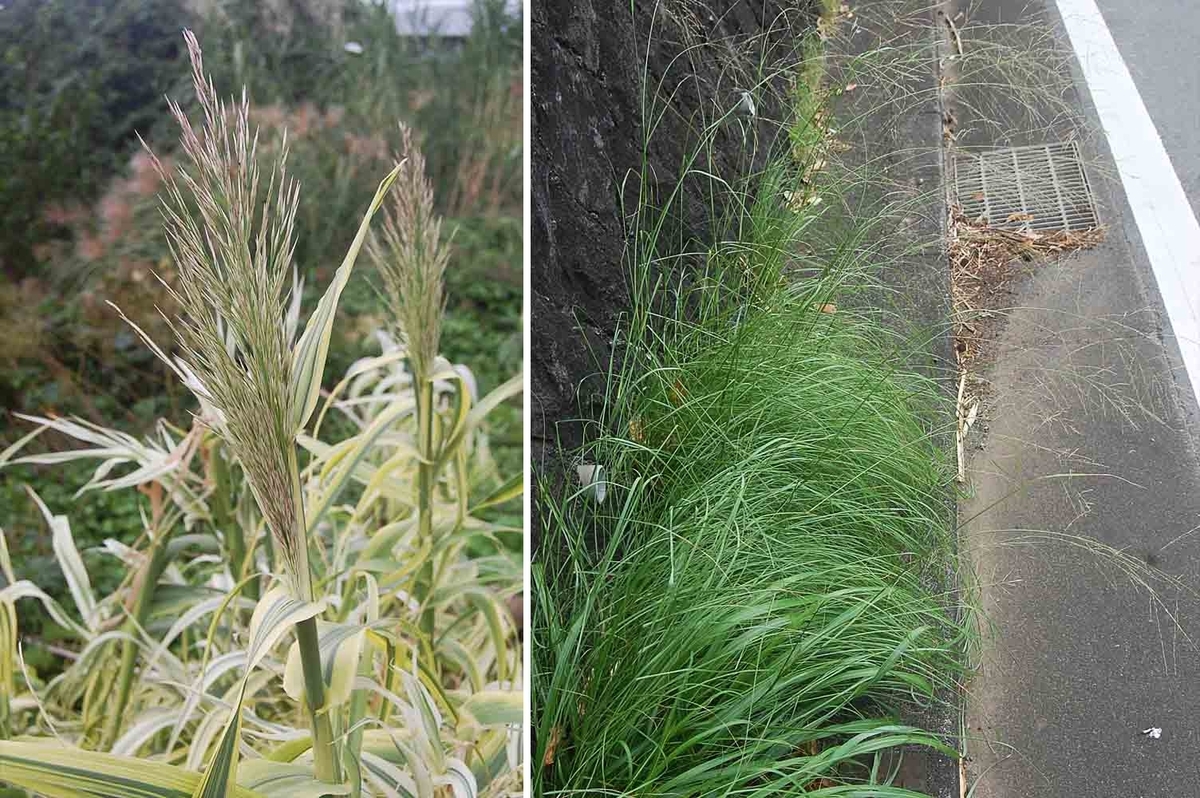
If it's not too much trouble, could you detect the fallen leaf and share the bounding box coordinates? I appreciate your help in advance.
[669,378,688,407]
[962,401,978,433]
[815,303,837,314]
[784,190,806,212]
[544,725,563,766]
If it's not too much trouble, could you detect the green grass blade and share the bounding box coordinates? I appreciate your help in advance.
[467,472,523,515]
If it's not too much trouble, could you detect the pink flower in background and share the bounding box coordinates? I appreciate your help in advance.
[129,150,161,197]
[77,233,106,262]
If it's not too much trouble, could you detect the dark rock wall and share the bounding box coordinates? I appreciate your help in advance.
[531,0,817,467]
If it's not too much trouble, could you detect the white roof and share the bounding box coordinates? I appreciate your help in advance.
[386,0,520,37]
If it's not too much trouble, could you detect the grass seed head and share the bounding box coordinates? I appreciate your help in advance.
[150,30,308,590]
[368,126,449,382]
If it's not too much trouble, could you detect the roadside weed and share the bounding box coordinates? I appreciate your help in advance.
[534,4,972,795]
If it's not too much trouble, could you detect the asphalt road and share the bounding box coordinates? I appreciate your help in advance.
[951,0,1200,795]
[1094,0,1200,220]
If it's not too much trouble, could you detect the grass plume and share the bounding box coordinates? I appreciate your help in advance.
[368,126,453,643]
[145,30,312,598]
[369,125,450,385]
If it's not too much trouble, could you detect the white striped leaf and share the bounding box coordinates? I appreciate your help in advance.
[431,373,522,473]
[192,586,326,798]
[304,398,416,534]
[147,594,256,672]
[290,162,403,434]
[0,526,15,583]
[360,752,421,798]
[434,758,477,798]
[0,580,89,639]
[236,759,349,798]
[111,707,181,756]
[166,650,248,755]
[0,740,265,798]
[400,671,444,772]
[459,690,521,727]
[0,423,50,468]
[379,737,434,798]
[282,620,367,708]
[26,487,98,632]
[0,600,15,724]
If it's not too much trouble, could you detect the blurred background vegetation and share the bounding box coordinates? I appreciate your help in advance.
[0,0,522,612]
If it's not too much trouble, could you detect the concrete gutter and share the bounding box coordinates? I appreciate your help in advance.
[943,0,1200,794]
[825,1,962,793]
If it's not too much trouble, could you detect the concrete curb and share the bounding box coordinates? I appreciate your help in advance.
[826,2,962,792]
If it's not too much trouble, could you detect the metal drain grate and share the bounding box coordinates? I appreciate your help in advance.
[953,142,1099,232]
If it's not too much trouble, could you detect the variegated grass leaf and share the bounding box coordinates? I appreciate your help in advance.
[237,759,351,798]
[25,488,99,634]
[192,586,327,798]
[0,739,266,798]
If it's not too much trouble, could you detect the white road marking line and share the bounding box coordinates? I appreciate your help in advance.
[1055,0,1200,408]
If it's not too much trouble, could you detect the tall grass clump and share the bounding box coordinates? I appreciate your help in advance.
[534,5,969,795]
[535,294,969,795]
[0,30,522,798]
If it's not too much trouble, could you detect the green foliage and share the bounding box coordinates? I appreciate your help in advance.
[0,19,523,796]
[535,292,965,793]
[0,461,144,616]
[0,0,186,277]
[0,0,522,572]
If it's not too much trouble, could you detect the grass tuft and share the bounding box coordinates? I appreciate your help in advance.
[535,286,969,794]
[534,3,974,794]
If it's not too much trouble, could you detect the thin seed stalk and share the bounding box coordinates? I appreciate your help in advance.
[414,375,437,641]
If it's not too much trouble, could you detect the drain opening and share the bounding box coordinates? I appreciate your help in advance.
[953,142,1099,232]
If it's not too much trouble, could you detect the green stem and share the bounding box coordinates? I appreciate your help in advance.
[286,442,341,786]
[344,641,374,798]
[0,605,12,740]
[212,445,257,600]
[414,377,437,643]
[102,534,171,748]
[296,614,341,784]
